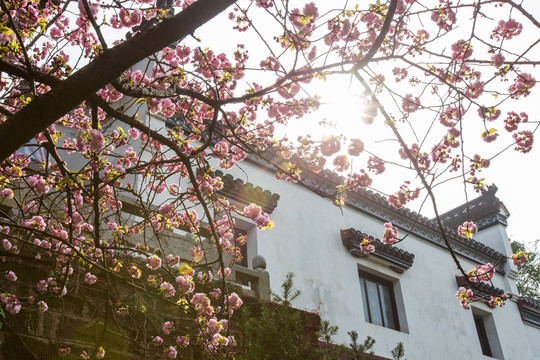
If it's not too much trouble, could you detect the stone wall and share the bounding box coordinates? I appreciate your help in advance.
[0,251,274,359]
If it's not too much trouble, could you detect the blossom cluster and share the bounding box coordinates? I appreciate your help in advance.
[456,287,475,310]
[489,294,508,308]
[510,251,529,267]
[468,264,495,282]
[382,223,399,245]
[458,221,478,239]
[359,236,375,254]
[243,204,273,229]
[491,19,523,41]
[388,181,420,209]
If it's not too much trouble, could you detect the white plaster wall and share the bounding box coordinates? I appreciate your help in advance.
[475,223,512,257]
[523,322,540,356]
[230,161,540,360]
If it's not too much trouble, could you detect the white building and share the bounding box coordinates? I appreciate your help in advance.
[219,156,540,360]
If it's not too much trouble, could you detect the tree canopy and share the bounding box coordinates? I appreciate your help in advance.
[511,241,540,299]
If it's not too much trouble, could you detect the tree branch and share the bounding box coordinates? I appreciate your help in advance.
[0,0,236,162]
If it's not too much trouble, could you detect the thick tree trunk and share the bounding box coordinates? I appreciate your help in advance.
[0,0,236,162]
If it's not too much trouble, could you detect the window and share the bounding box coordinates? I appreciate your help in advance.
[471,308,503,359]
[473,314,492,357]
[358,270,399,330]
[235,228,248,268]
[232,220,257,287]
[165,113,187,130]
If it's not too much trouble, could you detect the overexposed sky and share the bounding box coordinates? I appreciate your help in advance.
[192,0,540,245]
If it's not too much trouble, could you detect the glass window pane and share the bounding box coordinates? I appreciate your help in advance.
[474,314,492,357]
[359,271,400,330]
[360,278,370,322]
[366,280,383,326]
[380,284,396,330]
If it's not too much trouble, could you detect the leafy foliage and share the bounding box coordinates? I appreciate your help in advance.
[237,273,318,360]
[511,241,540,299]
[391,342,406,360]
[347,331,376,360]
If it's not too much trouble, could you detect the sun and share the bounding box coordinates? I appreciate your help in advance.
[275,73,396,175]
[312,76,384,144]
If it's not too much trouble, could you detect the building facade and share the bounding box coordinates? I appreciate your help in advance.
[222,156,540,360]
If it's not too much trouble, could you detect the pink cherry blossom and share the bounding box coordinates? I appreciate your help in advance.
[482,129,499,143]
[146,255,162,270]
[320,135,341,156]
[511,251,528,267]
[2,294,21,315]
[1,189,14,198]
[163,346,177,359]
[85,272,97,285]
[162,321,175,335]
[492,19,523,40]
[27,175,50,195]
[129,264,141,279]
[333,155,349,172]
[430,3,456,31]
[508,73,536,99]
[489,295,507,308]
[128,128,140,140]
[513,131,534,153]
[347,171,372,189]
[2,239,12,250]
[276,82,300,99]
[207,318,223,334]
[491,53,505,68]
[243,204,262,219]
[38,300,48,312]
[227,293,243,310]
[89,129,105,152]
[160,282,175,297]
[451,40,473,60]
[456,287,475,310]
[347,139,364,156]
[464,81,484,99]
[477,106,501,122]
[191,293,206,305]
[458,221,478,239]
[166,254,180,267]
[439,106,462,127]
[468,264,495,282]
[5,271,17,282]
[367,156,385,174]
[159,203,173,216]
[176,336,189,348]
[382,223,399,245]
[359,236,375,254]
[260,56,280,70]
[392,67,408,82]
[176,275,194,294]
[151,336,163,346]
[212,334,229,347]
[504,111,527,132]
[401,94,421,113]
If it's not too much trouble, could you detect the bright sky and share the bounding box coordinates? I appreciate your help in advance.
[192,0,540,246]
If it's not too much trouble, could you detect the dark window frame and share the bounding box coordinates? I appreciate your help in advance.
[232,227,251,287]
[473,313,493,357]
[235,227,248,268]
[358,270,400,331]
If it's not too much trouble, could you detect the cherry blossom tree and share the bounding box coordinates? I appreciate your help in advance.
[0,0,538,357]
